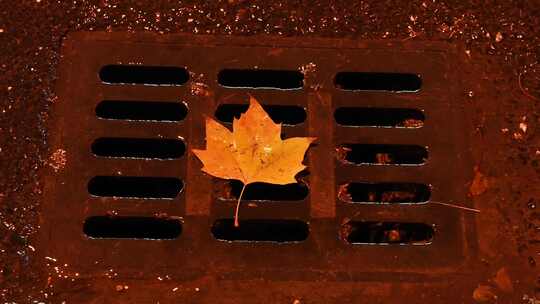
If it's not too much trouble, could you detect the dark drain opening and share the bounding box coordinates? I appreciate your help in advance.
[99,65,189,85]
[215,104,306,125]
[338,144,428,165]
[218,69,304,89]
[338,182,430,203]
[88,176,183,199]
[341,221,433,245]
[335,72,422,92]
[334,107,424,128]
[211,219,309,243]
[91,137,185,159]
[96,100,188,122]
[218,180,308,201]
[83,216,182,239]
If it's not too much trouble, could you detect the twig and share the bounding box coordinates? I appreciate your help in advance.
[402,32,420,42]
[234,183,247,227]
[518,72,539,101]
[430,201,480,213]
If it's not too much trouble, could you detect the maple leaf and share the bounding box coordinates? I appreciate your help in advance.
[193,96,316,227]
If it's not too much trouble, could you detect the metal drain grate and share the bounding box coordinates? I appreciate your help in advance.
[42,33,476,279]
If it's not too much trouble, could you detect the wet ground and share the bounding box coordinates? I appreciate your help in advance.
[1,1,539,303]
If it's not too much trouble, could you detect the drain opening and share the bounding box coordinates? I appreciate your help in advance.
[91,137,185,159]
[88,176,183,199]
[338,182,430,203]
[217,180,308,201]
[217,69,304,89]
[341,221,433,245]
[215,104,306,125]
[96,100,188,122]
[334,107,424,128]
[338,144,428,165]
[211,219,309,243]
[83,216,182,239]
[99,65,189,85]
[335,72,422,92]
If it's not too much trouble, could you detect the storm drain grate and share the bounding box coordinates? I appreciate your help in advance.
[42,33,476,279]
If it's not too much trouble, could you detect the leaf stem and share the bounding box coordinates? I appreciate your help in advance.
[234,183,247,227]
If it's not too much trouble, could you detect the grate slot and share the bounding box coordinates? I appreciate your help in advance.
[217,69,304,89]
[335,72,422,92]
[338,144,428,165]
[338,182,430,204]
[88,176,183,199]
[334,107,424,128]
[99,65,189,85]
[217,181,308,201]
[341,221,434,245]
[91,137,185,159]
[96,100,188,122]
[211,219,309,243]
[215,104,306,125]
[83,216,182,239]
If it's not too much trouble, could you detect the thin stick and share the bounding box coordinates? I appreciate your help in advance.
[518,72,539,101]
[234,183,247,227]
[430,201,480,213]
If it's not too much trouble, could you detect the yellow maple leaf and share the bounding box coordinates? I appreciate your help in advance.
[193,96,316,227]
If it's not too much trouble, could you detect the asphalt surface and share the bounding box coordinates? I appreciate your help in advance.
[1,1,539,302]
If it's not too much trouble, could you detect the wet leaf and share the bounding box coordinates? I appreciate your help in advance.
[493,267,513,293]
[193,96,315,226]
[473,285,497,302]
[469,166,489,196]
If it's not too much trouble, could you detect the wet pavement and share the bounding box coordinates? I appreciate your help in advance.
[1,1,539,303]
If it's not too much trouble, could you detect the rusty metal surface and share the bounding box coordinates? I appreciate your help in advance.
[40,33,476,284]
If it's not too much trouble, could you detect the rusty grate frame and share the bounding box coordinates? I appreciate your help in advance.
[41,32,477,280]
